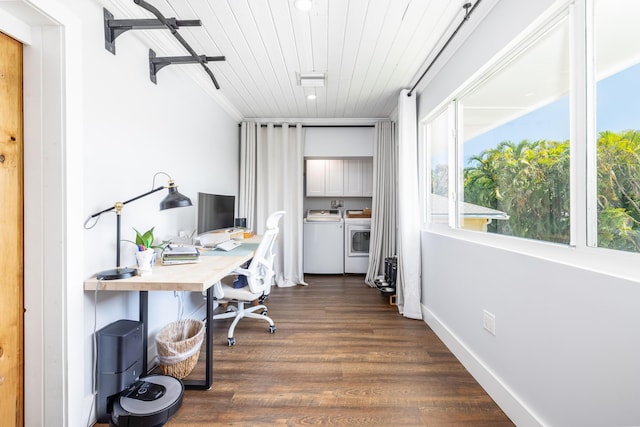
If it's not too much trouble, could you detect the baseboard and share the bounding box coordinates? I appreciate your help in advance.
[82,392,97,427]
[421,304,545,427]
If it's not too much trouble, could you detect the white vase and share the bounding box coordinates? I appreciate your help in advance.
[136,249,156,276]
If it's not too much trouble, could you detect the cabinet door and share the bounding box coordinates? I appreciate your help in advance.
[361,158,373,196]
[306,159,326,197]
[343,159,363,196]
[324,159,344,196]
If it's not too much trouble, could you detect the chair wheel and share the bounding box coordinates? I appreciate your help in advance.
[269,325,276,333]
[262,309,268,315]
[227,337,236,346]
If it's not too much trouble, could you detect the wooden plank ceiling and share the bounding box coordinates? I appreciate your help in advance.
[111,0,471,120]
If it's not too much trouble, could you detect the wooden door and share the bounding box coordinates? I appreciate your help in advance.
[0,31,24,427]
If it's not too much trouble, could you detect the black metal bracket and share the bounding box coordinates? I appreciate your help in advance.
[103,0,225,89]
[103,8,201,55]
[149,49,226,87]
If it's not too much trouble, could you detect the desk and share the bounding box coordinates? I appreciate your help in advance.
[84,241,258,390]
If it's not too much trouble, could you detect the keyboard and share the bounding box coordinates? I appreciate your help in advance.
[216,240,242,251]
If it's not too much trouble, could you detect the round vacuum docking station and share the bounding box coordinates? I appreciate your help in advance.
[110,374,184,427]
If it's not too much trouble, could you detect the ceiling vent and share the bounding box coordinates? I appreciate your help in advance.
[296,72,326,87]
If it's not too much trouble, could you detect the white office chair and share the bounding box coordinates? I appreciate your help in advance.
[213,211,285,346]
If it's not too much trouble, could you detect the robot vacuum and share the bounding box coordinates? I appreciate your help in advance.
[96,320,184,426]
[110,374,184,427]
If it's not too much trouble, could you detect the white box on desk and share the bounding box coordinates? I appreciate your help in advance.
[197,232,230,247]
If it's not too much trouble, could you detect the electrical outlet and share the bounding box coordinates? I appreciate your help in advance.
[483,310,496,335]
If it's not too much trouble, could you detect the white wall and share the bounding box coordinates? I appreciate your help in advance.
[417,0,640,426]
[4,0,240,424]
[79,0,240,419]
[304,126,374,157]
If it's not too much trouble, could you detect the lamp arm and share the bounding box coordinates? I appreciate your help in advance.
[121,185,165,207]
[89,186,165,218]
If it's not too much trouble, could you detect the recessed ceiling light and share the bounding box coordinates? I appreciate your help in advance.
[294,0,313,12]
[307,94,317,101]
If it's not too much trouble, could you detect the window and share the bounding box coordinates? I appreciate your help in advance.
[426,107,452,227]
[594,0,640,252]
[457,16,571,242]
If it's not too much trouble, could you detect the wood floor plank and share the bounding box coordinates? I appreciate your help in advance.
[163,274,514,426]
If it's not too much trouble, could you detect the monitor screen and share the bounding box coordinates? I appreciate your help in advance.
[196,192,236,235]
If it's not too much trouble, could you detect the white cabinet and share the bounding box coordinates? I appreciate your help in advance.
[343,159,373,197]
[361,159,373,196]
[325,159,344,196]
[306,159,326,197]
[306,158,373,197]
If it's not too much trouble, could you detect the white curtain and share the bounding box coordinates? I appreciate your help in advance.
[238,122,257,230]
[396,90,422,320]
[365,121,397,288]
[239,122,305,287]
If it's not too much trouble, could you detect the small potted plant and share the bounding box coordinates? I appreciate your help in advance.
[128,227,169,275]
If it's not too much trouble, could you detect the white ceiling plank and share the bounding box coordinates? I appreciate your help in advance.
[266,0,310,116]
[126,0,489,120]
[308,2,329,116]
[372,2,462,116]
[324,0,349,117]
[349,0,410,117]
[342,0,391,117]
[331,0,370,118]
[372,2,463,116]
[227,0,293,117]
[206,0,282,117]
[362,0,437,116]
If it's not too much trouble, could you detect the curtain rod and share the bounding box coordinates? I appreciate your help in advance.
[239,124,375,128]
[408,0,482,96]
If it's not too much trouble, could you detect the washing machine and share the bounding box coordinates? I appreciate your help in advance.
[303,209,344,274]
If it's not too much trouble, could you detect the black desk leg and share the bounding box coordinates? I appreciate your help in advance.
[139,290,149,373]
[182,286,213,390]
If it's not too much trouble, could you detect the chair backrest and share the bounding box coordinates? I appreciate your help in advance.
[244,211,285,295]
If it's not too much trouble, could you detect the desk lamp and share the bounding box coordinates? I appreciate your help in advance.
[88,172,192,280]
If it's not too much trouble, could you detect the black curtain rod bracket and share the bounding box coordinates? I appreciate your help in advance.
[103,0,225,89]
[408,1,480,96]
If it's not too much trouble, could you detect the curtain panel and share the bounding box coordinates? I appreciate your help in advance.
[239,122,257,230]
[397,90,422,320]
[240,122,305,287]
[366,121,398,288]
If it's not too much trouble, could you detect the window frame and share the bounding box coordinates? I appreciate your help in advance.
[420,0,640,281]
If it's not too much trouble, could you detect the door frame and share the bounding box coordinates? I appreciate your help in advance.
[1,1,83,425]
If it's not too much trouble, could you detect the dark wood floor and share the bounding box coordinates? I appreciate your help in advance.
[156,274,513,426]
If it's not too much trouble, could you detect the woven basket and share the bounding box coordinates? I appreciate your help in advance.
[155,318,205,379]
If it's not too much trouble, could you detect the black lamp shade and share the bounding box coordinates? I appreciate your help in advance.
[160,186,192,210]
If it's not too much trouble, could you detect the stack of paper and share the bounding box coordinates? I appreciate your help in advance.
[161,245,200,265]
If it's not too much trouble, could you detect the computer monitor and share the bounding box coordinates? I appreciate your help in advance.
[196,192,235,235]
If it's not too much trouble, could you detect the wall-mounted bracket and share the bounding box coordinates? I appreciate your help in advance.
[149,49,226,88]
[103,8,201,55]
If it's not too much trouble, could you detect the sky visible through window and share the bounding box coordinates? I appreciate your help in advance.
[463,62,640,165]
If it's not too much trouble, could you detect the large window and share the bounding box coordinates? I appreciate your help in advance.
[594,0,640,252]
[426,108,451,227]
[457,17,571,243]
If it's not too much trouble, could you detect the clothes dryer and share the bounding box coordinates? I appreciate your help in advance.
[344,211,371,274]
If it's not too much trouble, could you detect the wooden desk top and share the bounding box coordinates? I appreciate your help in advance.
[84,243,256,292]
